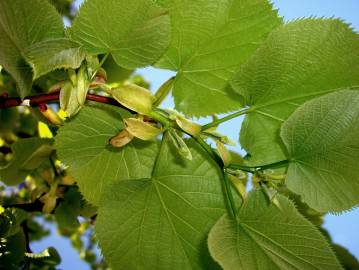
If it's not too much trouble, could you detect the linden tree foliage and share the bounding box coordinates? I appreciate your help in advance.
[0,0,359,269]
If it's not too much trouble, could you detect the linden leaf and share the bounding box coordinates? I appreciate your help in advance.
[0,138,54,186]
[156,0,282,116]
[0,0,64,98]
[23,38,85,79]
[208,189,342,270]
[95,134,226,269]
[232,19,359,165]
[281,90,359,212]
[71,0,171,69]
[55,103,158,205]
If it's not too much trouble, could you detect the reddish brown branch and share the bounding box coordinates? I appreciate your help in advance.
[0,92,132,112]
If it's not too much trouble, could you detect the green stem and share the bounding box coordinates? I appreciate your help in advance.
[202,107,251,130]
[148,110,173,128]
[148,110,239,217]
[193,137,237,217]
[223,173,237,218]
[227,159,289,172]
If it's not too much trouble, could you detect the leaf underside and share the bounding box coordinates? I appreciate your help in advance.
[55,103,158,205]
[0,0,64,98]
[95,134,226,270]
[232,19,359,165]
[71,0,171,69]
[156,0,282,116]
[281,90,359,212]
[208,189,342,270]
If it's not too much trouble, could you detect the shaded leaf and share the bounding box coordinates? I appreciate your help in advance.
[0,0,64,98]
[0,138,54,185]
[24,38,85,79]
[55,103,158,205]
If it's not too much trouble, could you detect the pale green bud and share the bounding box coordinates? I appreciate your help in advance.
[76,65,90,106]
[168,129,192,160]
[216,140,232,166]
[110,129,134,148]
[60,81,81,117]
[125,118,161,140]
[175,115,202,137]
[110,84,155,114]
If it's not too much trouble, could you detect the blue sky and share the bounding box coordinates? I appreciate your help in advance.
[32,1,359,269]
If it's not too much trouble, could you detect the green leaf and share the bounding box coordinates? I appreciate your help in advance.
[281,90,359,212]
[232,19,359,166]
[71,0,171,69]
[23,38,85,79]
[208,189,342,270]
[102,55,133,84]
[332,244,359,270]
[55,103,158,205]
[0,138,54,186]
[95,134,226,269]
[156,0,282,116]
[0,0,64,98]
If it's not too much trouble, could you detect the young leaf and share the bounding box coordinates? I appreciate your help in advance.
[0,138,54,186]
[55,103,158,205]
[208,189,342,270]
[0,0,64,98]
[71,0,171,69]
[95,135,226,269]
[156,0,282,116]
[280,90,359,212]
[232,19,359,166]
[23,38,85,79]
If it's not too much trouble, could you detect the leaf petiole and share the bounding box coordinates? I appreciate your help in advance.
[201,107,252,130]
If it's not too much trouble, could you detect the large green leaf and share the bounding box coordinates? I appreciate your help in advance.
[156,0,282,116]
[232,19,359,165]
[23,38,85,79]
[281,90,359,212]
[208,189,342,270]
[55,103,158,205]
[71,0,171,69]
[95,135,226,269]
[0,0,64,98]
[0,138,54,186]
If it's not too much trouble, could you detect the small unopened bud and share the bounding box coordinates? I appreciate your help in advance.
[125,118,161,140]
[109,84,154,114]
[61,175,76,185]
[40,193,57,214]
[94,68,107,83]
[60,81,81,117]
[228,174,247,199]
[176,116,201,137]
[38,104,64,126]
[110,129,134,148]
[168,129,192,160]
[76,65,90,106]
[216,141,232,166]
[203,130,236,146]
